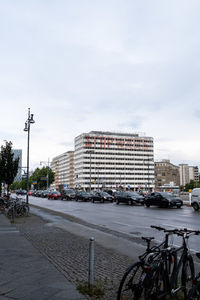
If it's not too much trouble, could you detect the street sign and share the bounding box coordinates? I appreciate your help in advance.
[40,177,47,181]
[32,181,37,185]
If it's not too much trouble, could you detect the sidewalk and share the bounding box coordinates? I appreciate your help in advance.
[0,213,86,300]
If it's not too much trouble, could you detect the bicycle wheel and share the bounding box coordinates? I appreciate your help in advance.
[187,281,200,300]
[117,262,155,300]
[117,262,146,300]
[181,255,195,297]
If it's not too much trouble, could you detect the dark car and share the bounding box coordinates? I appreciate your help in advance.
[16,189,27,195]
[48,191,61,200]
[144,192,183,208]
[40,190,49,198]
[115,191,144,205]
[75,191,92,202]
[91,191,114,203]
[61,189,76,200]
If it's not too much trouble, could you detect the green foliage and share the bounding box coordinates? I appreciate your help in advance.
[0,141,19,191]
[30,167,54,189]
[76,280,105,299]
[10,179,27,191]
[10,166,54,191]
[184,180,200,191]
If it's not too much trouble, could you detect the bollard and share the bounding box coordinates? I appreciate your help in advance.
[88,237,94,289]
[11,205,15,222]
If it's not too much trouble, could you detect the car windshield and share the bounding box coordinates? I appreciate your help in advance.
[100,192,110,196]
[66,189,75,194]
[126,192,139,198]
[80,192,89,196]
[160,192,174,199]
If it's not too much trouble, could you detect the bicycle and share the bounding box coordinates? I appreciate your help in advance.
[187,252,200,300]
[117,226,176,300]
[147,228,200,299]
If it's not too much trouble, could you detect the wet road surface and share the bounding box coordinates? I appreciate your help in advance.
[24,196,200,252]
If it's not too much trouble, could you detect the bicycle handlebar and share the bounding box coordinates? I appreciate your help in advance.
[151,225,165,231]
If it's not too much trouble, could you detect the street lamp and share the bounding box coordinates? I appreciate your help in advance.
[24,108,35,206]
[86,150,95,192]
[40,158,50,190]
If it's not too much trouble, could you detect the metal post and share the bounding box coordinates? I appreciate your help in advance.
[26,109,30,206]
[88,237,94,289]
[24,108,35,208]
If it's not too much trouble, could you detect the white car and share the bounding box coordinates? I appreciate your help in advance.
[191,188,200,211]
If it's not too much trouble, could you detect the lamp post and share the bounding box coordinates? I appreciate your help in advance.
[24,108,35,206]
[40,158,50,190]
[86,150,95,192]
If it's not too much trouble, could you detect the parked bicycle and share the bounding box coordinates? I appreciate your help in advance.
[117,225,176,299]
[187,252,200,299]
[117,226,200,300]
[5,197,29,218]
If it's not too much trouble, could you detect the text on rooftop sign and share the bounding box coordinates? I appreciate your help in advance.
[84,136,151,150]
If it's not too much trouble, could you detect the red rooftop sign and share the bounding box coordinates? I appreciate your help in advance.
[84,135,151,150]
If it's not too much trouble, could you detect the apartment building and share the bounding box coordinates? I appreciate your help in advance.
[74,131,154,191]
[179,164,199,186]
[155,159,180,188]
[51,151,74,189]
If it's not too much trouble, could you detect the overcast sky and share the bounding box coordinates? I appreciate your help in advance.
[0,1,200,170]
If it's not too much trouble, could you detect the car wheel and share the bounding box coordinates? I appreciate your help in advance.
[145,203,150,207]
[193,202,199,211]
[92,199,94,203]
[116,200,119,205]
[176,205,181,208]
[101,199,104,203]
[128,200,132,206]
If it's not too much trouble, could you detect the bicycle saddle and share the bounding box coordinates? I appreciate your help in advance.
[142,237,155,242]
[196,252,200,260]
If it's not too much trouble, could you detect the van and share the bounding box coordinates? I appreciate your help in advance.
[191,188,200,211]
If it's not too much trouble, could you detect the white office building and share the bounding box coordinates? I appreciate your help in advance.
[74,131,154,191]
[51,151,74,189]
[179,164,199,186]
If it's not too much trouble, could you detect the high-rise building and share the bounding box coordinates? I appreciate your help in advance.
[12,149,22,182]
[74,131,154,191]
[179,164,199,186]
[51,151,74,189]
[155,159,180,188]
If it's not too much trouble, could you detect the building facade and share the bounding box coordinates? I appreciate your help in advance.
[155,159,180,188]
[51,151,74,190]
[12,149,22,182]
[179,164,199,186]
[74,131,154,191]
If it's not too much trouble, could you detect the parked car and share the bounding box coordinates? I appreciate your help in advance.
[191,188,200,211]
[40,190,49,198]
[61,189,76,200]
[48,191,61,200]
[144,192,183,208]
[16,189,27,195]
[34,190,43,197]
[75,191,92,202]
[114,191,144,205]
[91,191,114,203]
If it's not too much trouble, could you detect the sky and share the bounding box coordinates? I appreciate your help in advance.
[0,0,200,171]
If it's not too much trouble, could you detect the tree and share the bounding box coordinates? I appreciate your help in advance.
[0,141,19,192]
[30,167,54,190]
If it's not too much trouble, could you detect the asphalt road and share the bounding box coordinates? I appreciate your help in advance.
[23,195,200,253]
